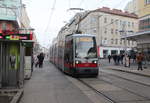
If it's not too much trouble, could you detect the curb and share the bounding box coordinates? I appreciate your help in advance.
[10,89,23,103]
[110,67,150,77]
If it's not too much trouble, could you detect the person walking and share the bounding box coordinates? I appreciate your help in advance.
[124,54,130,67]
[108,55,111,63]
[37,53,45,68]
[113,54,117,65]
[120,54,124,65]
[116,54,120,65]
[136,52,144,70]
[35,54,39,67]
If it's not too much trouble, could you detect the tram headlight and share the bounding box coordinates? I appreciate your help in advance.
[93,60,97,64]
[75,60,79,64]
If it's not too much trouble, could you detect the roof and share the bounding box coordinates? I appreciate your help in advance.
[121,30,150,40]
[93,7,138,19]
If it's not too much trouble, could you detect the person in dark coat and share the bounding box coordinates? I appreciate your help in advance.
[116,54,120,65]
[136,53,144,70]
[120,54,124,64]
[113,54,117,65]
[37,53,45,68]
[108,55,111,63]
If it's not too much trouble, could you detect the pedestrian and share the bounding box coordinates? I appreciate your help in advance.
[116,54,120,65]
[108,55,111,63]
[120,54,124,64]
[136,52,144,70]
[35,54,39,67]
[124,54,130,67]
[37,52,45,68]
[113,54,117,65]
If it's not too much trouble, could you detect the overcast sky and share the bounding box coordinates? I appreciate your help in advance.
[22,0,132,48]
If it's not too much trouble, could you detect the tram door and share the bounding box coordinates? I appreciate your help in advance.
[0,42,24,88]
[64,36,73,73]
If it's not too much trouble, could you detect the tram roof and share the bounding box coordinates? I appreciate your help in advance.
[69,34,96,37]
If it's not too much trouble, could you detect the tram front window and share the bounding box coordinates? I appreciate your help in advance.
[75,37,97,58]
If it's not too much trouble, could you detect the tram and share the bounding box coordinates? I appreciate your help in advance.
[50,34,99,77]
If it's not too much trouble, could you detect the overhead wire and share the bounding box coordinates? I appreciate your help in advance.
[43,0,57,47]
[78,0,85,7]
[44,0,57,33]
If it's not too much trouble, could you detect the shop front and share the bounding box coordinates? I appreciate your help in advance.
[125,31,150,65]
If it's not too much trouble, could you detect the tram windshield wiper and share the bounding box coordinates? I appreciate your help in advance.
[85,57,89,59]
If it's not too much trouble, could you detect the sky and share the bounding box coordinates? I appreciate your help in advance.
[22,0,132,48]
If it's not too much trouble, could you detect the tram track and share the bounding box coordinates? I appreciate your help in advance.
[98,72,150,101]
[77,78,117,103]
[101,69,150,87]
[74,72,150,103]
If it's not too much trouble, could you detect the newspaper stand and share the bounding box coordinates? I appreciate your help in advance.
[0,29,34,103]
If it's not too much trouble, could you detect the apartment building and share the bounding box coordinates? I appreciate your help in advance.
[78,7,138,58]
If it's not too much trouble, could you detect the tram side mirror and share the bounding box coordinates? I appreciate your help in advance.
[10,55,16,68]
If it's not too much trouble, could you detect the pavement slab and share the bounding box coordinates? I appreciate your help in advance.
[19,62,93,103]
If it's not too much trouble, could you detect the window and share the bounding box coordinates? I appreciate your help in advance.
[123,40,125,44]
[115,39,118,44]
[93,29,96,33]
[120,20,122,25]
[123,21,126,26]
[103,38,107,44]
[91,18,96,22]
[115,29,118,34]
[111,39,114,44]
[75,37,97,58]
[116,20,118,25]
[128,40,130,45]
[111,29,114,34]
[132,22,134,27]
[111,19,114,24]
[104,17,107,23]
[104,28,107,34]
[145,0,150,5]
[128,22,130,27]
[132,41,134,45]
[120,39,122,45]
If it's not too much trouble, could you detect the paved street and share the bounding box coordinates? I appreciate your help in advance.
[19,61,93,103]
[18,59,150,103]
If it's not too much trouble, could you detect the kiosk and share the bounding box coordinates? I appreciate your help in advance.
[0,30,34,103]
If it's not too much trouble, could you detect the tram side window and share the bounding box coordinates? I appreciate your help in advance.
[64,38,73,63]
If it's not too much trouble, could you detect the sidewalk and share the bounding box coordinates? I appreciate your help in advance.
[100,59,150,77]
[19,61,93,103]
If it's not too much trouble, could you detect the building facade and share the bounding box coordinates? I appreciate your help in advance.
[125,0,150,63]
[124,0,138,15]
[78,7,138,58]
[0,0,32,32]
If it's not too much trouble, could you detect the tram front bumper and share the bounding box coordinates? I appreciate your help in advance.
[75,67,99,75]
